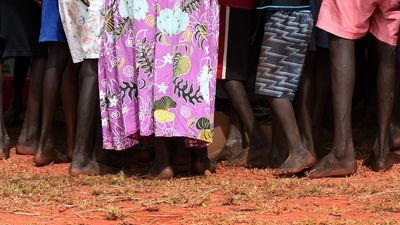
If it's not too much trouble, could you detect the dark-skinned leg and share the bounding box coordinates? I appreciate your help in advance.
[296,52,316,156]
[16,56,47,155]
[267,113,288,168]
[222,80,268,168]
[34,43,69,166]
[70,59,117,175]
[268,97,316,177]
[191,147,212,175]
[141,137,174,179]
[312,48,331,156]
[0,61,10,159]
[61,58,79,159]
[4,57,30,126]
[364,40,396,171]
[309,35,357,178]
[210,104,245,163]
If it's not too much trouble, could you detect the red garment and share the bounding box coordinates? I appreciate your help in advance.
[219,0,256,9]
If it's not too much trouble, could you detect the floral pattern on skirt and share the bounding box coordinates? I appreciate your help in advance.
[98,0,219,150]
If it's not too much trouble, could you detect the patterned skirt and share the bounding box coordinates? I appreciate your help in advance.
[256,10,313,100]
[98,0,219,150]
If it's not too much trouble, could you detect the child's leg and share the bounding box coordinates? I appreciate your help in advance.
[191,147,212,175]
[267,114,288,168]
[365,39,396,171]
[296,53,317,156]
[5,57,30,126]
[268,97,316,177]
[309,35,357,178]
[142,137,174,179]
[61,58,79,159]
[0,61,10,159]
[312,48,331,156]
[210,105,245,164]
[223,80,268,168]
[16,56,46,155]
[69,59,102,175]
[34,42,69,166]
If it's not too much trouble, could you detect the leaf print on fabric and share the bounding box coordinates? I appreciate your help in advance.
[119,0,149,20]
[173,77,203,105]
[153,96,177,123]
[136,38,154,76]
[181,0,200,13]
[196,118,212,142]
[157,8,189,36]
[194,24,208,50]
[173,52,191,78]
[105,6,115,33]
[115,17,132,40]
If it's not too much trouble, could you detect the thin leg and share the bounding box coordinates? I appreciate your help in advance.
[16,56,47,155]
[0,61,10,159]
[61,58,80,159]
[268,97,316,177]
[222,80,268,168]
[141,137,174,179]
[210,104,245,164]
[309,35,357,178]
[4,57,30,126]
[34,43,69,166]
[69,59,116,175]
[268,113,288,168]
[364,39,397,171]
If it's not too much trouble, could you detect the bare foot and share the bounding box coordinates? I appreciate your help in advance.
[363,154,392,172]
[192,157,213,176]
[16,125,40,155]
[223,148,248,166]
[210,141,244,163]
[0,131,10,160]
[308,152,357,178]
[274,148,316,177]
[140,166,174,179]
[246,144,269,169]
[69,160,119,176]
[34,148,70,167]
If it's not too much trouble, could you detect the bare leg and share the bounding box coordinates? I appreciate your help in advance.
[16,56,46,155]
[141,137,174,179]
[210,105,246,164]
[364,39,396,171]
[269,97,316,177]
[61,59,79,159]
[4,57,30,126]
[222,80,268,168]
[312,48,331,155]
[267,114,288,168]
[0,61,10,159]
[296,53,316,155]
[34,43,70,166]
[191,147,212,175]
[309,35,357,178]
[69,59,116,175]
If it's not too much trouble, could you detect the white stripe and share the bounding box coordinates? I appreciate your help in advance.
[221,7,230,79]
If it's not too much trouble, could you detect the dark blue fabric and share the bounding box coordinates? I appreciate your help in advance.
[39,0,66,43]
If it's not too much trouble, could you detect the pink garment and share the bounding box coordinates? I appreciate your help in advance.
[317,0,400,46]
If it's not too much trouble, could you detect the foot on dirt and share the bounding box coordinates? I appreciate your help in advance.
[246,144,269,169]
[140,166,174,179]
[69,160,119,176]
[308,152,357,178]
[223,148,248,166]
[34,149,70,167]
[273,149,316,177]
[0,132,11,159]
[192,157,213,176]
[210,141,244,163]
[363,154,392,172]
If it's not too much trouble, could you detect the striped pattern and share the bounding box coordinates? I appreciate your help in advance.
[256,10,313,100]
